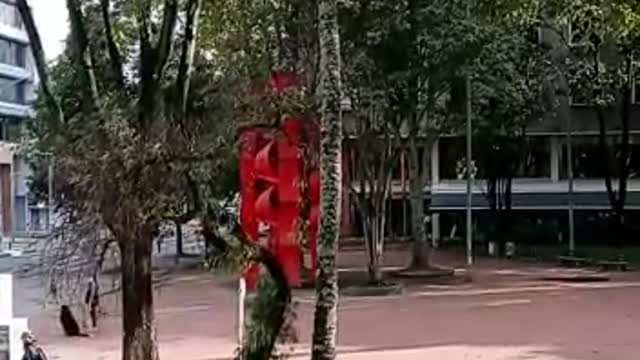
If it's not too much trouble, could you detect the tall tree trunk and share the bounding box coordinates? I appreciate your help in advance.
[614,54,633,244]
[593,46,629,243]
[66,0,100,110]
[119,235,158,360]
[175,222,184,257]
[495,175,513,257]
[312,0,342,358]
[408,137,430,268]
[367,213,384,284]
[176,0,203,116]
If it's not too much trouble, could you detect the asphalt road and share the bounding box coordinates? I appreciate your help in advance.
[22,267,640,360]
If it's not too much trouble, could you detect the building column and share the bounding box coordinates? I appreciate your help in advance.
[431,213,440,248]
[550,136,560,182]
[430,139,440,185]
[0,164,12,241]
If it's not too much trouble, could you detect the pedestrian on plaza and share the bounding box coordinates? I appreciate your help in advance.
[21,331,48,360]
[89,274,100,327]
[59,305,88,337]
[82,276,99,332]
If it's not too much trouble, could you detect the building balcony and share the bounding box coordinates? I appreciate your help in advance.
[430,178,640,210]
[349,178,640,210]
[431,178,640,194]
[0,100,32,118]
[0,23,28,45]
[0,62,29,81]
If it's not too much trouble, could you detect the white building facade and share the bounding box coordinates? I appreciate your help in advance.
[0,0,49,239]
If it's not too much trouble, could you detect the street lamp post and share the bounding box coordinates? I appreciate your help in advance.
[465,75,473,266]
[47,155,54,232]
[566,109,575,255]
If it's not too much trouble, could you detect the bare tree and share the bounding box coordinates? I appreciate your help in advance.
[347,100,402,283]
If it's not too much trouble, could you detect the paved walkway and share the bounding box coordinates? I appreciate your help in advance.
[13,248,640,359]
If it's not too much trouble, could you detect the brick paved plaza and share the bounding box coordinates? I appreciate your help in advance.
[11,248,640,360]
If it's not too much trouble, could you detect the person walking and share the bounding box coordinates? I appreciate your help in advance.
[82,276,99,332]
[90,274,100,327]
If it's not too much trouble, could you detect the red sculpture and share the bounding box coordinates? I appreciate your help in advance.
[239,71,320,289]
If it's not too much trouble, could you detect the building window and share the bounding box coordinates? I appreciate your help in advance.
[0,76,24,104]
[561,135,640,179]
[0,117,23,141]
[441,136,551,180]
[0,37,25,67]
[439,137,466,179]
[520,137,551,178]
[0,2,22,29]
[562,137,603,178]
[569,94,590,106]
[396,146,428,181]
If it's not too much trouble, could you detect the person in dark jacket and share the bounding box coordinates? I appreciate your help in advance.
[84,275,100,329]
[21,331,48,360]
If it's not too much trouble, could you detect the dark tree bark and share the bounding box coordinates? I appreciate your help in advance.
[407,136,430,269]
[155,0,179,77]
[615,54,632,241]
[405,0,432,270]
[137,0,178,131]
[119,233,158,360]
[99,0,125,87]
[480,133,521,257]
[594,48,632,244]
[176,0,203,116]
[66,0,100,109]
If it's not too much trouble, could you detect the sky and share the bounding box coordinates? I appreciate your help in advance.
[31,0,68,60]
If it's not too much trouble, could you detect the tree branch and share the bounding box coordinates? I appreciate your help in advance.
[99,0,125,87]
[135,0,155,130]
[136,0,152,55]
[136,0,178,131]
[154,0,179,78]
[176,0,203,116]
[66,0,100,109]
[16,0,65,124]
